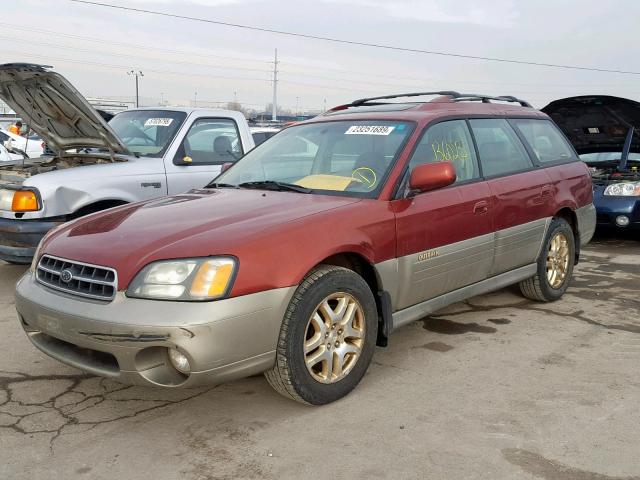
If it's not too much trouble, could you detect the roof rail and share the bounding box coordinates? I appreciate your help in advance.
[343,91,531,108]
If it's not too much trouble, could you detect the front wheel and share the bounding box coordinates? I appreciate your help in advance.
[265,265,378,405]
[519,217,575,302]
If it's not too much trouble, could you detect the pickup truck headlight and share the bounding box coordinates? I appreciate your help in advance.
[126,257,237,301]
[0,188,41,212]
[603,182,640,196]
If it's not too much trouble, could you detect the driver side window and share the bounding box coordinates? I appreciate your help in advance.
[176,118,242,166]
[408,120,480,183]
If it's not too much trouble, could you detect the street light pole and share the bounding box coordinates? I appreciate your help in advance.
[127,70,144,108]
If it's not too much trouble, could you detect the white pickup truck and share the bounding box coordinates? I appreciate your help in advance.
[0,63,255,263]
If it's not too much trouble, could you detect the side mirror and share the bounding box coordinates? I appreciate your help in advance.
[174,155,193,166]
[409,161,456,193]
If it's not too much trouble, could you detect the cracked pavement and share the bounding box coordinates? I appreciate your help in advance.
[1,232,639,480]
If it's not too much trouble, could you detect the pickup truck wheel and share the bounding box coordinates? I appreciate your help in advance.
[265,265,378,405]
[519,217,575,302]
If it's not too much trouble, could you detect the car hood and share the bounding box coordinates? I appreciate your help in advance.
[0,63,129,155]
[542,95,640,155]
[43,188,362,287]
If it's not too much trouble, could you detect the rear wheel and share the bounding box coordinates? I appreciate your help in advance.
[519,217,575,302]
[265,265,378,405]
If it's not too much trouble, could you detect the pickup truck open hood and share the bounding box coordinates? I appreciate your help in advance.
[0,63,130,155]
[542,95,640,155]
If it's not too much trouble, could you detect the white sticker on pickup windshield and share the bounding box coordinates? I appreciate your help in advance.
[144,118,174,127]
[345,125,395,135]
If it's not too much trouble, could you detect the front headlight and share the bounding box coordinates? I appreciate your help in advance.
[0,188,41,212]
[126,257,237,301]
[603,182,640,196]
[30,238,45,272]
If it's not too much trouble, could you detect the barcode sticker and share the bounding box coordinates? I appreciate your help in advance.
[345,125,395,135]
[144,118,174,127]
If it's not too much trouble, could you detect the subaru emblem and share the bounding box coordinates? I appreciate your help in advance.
[60,269,74,283]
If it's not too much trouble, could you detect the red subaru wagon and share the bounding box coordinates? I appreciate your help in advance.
[15,92,596,405]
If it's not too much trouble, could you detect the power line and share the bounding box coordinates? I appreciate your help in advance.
[0,23,272,67]
[0,34,272,75]
[70,0,640,76]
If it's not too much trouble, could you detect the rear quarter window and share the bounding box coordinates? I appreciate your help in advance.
[511,119,577,164]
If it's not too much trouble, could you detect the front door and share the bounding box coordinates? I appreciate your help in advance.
[392,119,494,310]
[164,117,244,195]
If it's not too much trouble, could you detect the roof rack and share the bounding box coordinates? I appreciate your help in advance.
[345,91,532,108]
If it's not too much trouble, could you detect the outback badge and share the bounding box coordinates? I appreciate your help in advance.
[418,250,439,261]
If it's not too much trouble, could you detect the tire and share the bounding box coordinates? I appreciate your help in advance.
[519,217,575,302]
[265,265,378,405]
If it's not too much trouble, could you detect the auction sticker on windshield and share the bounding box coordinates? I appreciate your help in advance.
[144,118,174,127]
[345,125,395,135]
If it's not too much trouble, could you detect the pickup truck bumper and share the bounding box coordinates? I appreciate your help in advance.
[0,217,63,264]
[15,271,296,387]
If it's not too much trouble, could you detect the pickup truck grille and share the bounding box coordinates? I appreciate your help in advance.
[36,255,117,301]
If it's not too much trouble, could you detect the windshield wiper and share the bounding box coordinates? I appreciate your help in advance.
[238,180,312,194]
[205,182,240,189]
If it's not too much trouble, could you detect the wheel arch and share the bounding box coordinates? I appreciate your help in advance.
[553,207,580,264]
[70,198,130,219]
[312,251,391,347]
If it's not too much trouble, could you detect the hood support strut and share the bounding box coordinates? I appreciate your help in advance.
[620,127,635,172]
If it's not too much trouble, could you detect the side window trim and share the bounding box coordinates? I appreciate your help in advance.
[173,116,243,166]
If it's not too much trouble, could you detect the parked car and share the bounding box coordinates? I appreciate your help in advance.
[15,91,596,405]
[250,126,281,146]
[0,127,44,158]
[543,95,640,230]
[0,63,255,264]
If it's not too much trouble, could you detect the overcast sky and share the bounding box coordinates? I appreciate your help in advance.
[3,0,640,112]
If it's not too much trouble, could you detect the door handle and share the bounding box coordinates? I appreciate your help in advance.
[473,201,489,215]
[540,185,553,199]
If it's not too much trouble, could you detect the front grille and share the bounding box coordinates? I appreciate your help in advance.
[36,254,117,301]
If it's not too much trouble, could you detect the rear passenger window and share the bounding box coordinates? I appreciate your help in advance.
[470,119,533,177]
[408,120,480,183]
[511,119,576,164]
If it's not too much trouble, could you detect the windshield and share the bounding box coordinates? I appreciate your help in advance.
[580,152,640,162]
[109,110,187,157]
[216,120,414,197]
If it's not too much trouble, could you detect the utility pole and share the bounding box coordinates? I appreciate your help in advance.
[295,96,299,117]
[272,48,278,122]
[127,70,143,108]
[323,98,327,112]
[194,91,198,107]
[160,92,164,106]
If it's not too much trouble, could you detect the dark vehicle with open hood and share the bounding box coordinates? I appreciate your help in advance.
[543,95,640,230]
[15,91,595,405]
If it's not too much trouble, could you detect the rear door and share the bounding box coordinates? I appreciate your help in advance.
[469,118,553,276]
[164,117,245,195]
[392,119,494,310]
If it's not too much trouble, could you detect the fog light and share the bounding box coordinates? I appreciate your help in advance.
[615,215,630,227]
[168,348,191,374]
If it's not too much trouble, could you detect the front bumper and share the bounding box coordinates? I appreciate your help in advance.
[0,217,63,263]
[15,272,296,387]
[593,188,640,230]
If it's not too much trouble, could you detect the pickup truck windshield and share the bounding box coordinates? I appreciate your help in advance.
[216,120,413,197]
[109,110,187,157]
